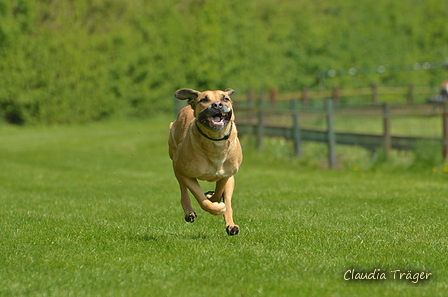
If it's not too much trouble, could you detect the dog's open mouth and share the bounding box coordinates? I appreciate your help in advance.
[207,112,230,127]
[198,109,232,131]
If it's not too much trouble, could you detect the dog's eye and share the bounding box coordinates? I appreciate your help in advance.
[199,96,210,103]
[222,97,230,102]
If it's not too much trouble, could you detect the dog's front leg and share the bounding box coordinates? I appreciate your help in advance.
[176,174,226,216]
[177,178,197,223]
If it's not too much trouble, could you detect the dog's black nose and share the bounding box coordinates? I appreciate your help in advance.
[212,102,223,109]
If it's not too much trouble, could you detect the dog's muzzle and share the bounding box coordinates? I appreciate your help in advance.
[198,102,232,131]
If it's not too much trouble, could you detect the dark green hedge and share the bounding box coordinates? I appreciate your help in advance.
[1,0,447,124]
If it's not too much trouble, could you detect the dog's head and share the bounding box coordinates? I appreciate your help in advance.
[174,88,235,132]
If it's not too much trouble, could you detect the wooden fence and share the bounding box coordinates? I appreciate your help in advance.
[231,87,448,167]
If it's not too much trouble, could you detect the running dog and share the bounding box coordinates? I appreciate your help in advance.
[168,88,242,235]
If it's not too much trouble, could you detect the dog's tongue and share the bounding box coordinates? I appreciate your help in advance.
[209,116,222,123]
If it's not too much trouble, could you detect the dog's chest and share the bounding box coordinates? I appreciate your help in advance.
[173,127,241,181]
[207,154,227,177]
[191,146,236,181]
[206,141,227,172]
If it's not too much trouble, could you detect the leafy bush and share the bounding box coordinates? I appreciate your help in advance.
[1,0,448,124]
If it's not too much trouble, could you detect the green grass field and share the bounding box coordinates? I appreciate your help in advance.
[1,116,447,296]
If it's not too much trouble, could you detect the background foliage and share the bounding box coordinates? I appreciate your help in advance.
[1,0,448,124]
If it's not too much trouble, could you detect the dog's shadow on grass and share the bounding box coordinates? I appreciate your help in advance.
[127,232,208,242]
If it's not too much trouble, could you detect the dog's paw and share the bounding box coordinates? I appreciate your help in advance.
[205,190,224,203]
[211,202,226,215]
[204,191,215,199]
[184,212,197,223]
[226,225,240,236]
[201,201,226,215]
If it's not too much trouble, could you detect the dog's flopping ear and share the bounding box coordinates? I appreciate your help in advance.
[174,89,199,107]
[225,89,235,96]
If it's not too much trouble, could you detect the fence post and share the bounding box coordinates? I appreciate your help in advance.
[247,89,254,125]
[383,103,391,158]
[292,99,301,156]
[326,99,336,168]
[408,83,415,105]
[443,101,448,162]
[302,87,309,108]
[256,92,265,151]
[269,88,277,106]
[247,88,253,106]
[333,86,340,105]
[372,83,379,104]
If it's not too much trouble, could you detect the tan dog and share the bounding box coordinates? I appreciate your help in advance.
[168,88,242,235]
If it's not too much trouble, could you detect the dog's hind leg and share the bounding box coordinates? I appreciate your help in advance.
[221,176,239,236]
[207,177,229,203]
